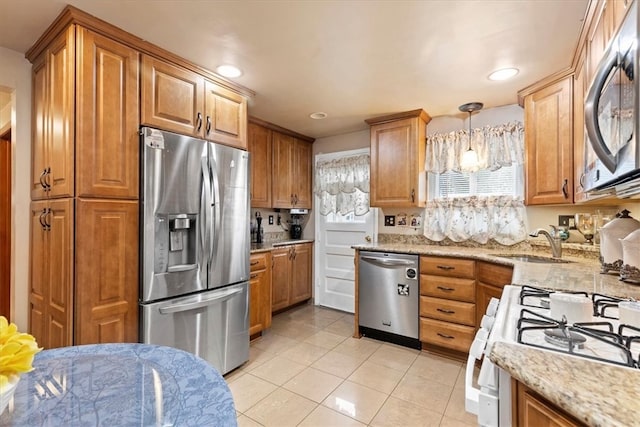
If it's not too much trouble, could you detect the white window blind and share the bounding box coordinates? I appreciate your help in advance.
[430,164,521,200]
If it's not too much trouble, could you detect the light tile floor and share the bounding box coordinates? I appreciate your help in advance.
[226,303,479,427]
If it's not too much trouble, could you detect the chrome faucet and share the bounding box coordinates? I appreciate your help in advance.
[529,225,563,258]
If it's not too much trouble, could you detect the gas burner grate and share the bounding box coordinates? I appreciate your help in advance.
[592,293,627,318]
[518,285,589,309]
[517,309,637,368]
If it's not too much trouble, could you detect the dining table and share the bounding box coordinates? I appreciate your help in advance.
[0,343,237,426]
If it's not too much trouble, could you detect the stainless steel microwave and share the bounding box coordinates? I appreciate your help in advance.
[584,0,640,197]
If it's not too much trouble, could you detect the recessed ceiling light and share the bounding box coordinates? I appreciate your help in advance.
[488,68,519,81]
[216,65,242,78]
[309,112,328,120]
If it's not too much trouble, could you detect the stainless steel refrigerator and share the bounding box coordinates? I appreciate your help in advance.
[139,127,250,375]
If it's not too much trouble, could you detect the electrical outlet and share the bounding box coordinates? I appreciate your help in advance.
[277,215,281,225]
[384,215,395,227]
[268,215,274,225]
[559,215,576,229]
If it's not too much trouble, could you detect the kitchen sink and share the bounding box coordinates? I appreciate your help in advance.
[494,254,572,264]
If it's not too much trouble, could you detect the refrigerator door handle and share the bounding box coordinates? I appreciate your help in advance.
[201,155,212,262]
[209,152,221,263]
[159,288,243,314]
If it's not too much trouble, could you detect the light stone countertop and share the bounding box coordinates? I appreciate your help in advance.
[250,239,314,254]
[490,341,640,427]
[353,242,640,426]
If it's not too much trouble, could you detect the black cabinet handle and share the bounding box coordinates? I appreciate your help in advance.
[45,167,51,191]
[436,308,455,314]
[436,286,455,291]
[39,208,47,230]
[250,261,259,266]
[250,274,258,279]
[562,179,569,199]
[437,332,454,339]
[39,169,47,190]
[437,265,454,270]
[196,112,203,132]
[206,115,212,134]
[411,189,415,203]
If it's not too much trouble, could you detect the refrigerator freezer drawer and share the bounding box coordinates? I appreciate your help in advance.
[141,282,249,375]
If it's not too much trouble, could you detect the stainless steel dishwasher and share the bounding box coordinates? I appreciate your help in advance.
[358,251,420,349]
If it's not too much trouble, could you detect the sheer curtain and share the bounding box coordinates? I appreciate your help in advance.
[424,122,527,245]
[314,154,370,216]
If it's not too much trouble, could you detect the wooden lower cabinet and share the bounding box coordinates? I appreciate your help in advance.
[29,198,138,349]
[514,380,584,427]
[249,252,272,336]
[29,199,74,349]
[75,199,138,344]
[271,243,312,312]
[420,317,475,353]
[476,261,513,327]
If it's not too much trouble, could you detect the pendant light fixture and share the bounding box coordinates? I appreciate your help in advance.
[459,102,483,172]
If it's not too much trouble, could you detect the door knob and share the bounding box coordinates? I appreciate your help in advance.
[365,235,372,242]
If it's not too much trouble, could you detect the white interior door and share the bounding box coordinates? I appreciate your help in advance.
[314,149,376,313]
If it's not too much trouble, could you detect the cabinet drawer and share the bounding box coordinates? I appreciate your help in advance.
[420,296,476,326]
[250,253,269,271]
[420,256,475,279]
[477,261,513,287]
[421,275,475,302]
[420,317,475,353]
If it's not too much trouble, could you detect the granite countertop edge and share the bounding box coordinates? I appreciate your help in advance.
[251,239,314,253]
[489,341,640,427]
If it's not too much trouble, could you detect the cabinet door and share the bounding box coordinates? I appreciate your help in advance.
[293,139,312,208]
[524,77,573,205]
[29,199,74,350]
[290,243,312,304]
[31,27,74,200]
[248,122,272,207]
[31,56,48,200]
[476,283,504,328]
[141,55,204,136]
[249,253,272,336]
[204,80,247,149]
[573,45,588,203]
[272,132,295,208]
[75,199,138,344]
[76,28,140,199]
[370,117,423,207]
[271,247,291,312]
[516,381,582,427]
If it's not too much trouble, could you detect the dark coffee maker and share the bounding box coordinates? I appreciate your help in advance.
[290,214,302,239]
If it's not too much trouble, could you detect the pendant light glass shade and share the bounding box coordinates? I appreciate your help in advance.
[461,148,479,172]
[458,102,483,173]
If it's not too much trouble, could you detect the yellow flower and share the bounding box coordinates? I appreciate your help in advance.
[0,316,42,388]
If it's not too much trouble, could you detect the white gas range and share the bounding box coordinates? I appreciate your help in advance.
[465,284,640,427]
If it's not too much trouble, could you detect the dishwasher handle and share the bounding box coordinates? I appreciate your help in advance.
[360,256,415,267]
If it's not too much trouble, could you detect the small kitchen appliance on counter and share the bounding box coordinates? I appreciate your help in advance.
[465,284,640,426]
[289,208,307,239]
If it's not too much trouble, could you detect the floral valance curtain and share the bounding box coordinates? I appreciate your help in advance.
[424,122,527,245]
[425,122,525,173]
[314,154,370,216]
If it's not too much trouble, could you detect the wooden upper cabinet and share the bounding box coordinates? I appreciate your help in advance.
[76,28,139,199]
[524,76,574,205]
[31,26,75,201]
[204,80,247,149]
[293,139,312,209]
[29,198,74,350]
[367,109,430,207]
[141,56,248,149]
[141,55,205,136]
[272,132,312,208]
[75,199,139,344]
[248,122,272,207]
[573,45,588,204]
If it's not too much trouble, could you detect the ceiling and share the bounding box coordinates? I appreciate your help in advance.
[0,0,589,139]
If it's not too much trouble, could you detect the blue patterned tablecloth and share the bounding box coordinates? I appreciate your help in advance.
[0,343,237,426]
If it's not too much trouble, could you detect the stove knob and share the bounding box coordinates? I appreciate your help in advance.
[486,298,500,317]
[481,314,495,331]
